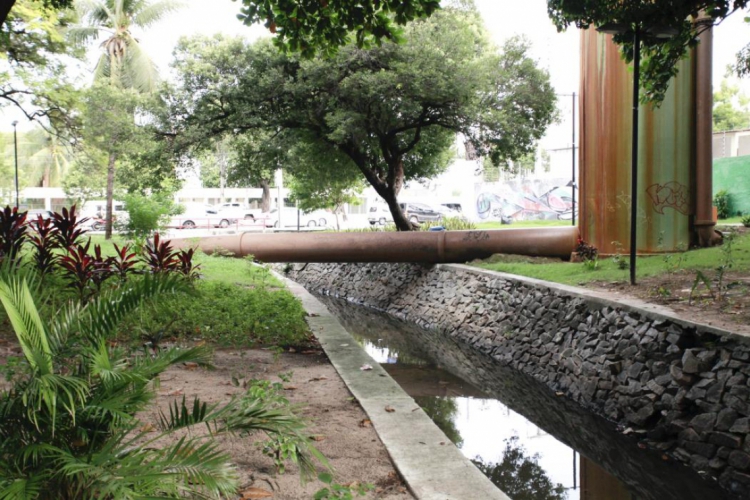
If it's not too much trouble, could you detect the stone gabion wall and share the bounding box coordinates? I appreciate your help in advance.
[287,262,750,496]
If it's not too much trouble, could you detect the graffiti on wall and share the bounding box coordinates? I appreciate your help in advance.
[475,178,574,221]
[646,182,689,215]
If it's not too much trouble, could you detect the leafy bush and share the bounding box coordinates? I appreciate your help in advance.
[0,206,28,265]
[714,190,731,220]
[121,192,179,239]
[122,280,310,347]
[574,237,598,262]
[742,215,750,228]
[0,274,326,498]
[50,205,88,248]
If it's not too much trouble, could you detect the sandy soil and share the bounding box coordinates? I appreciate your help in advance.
[146,347,413,499]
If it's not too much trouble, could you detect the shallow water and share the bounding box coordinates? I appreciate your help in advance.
[319,295,734,500]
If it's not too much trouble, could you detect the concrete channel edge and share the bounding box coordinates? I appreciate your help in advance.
[279,275,509,500]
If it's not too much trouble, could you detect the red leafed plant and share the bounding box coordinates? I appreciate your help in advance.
[51,205,89,248]
[112,243,140,280]
[175,248,201,280]
[27,215,59,276]
[91,244,115,292]
[58,240,98,300]
[574,237,598,262]
[0,206,28,265]
[142,233,179,273]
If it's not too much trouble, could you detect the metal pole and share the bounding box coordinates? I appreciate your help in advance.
[571,92,576,226]
[12,121,19,209]
[630,28,641,285]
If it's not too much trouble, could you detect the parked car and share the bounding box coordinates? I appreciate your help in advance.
[171,206,238,229]
[399,202,442,225]
[368,205,394,226]
[209,203,260,220]
[261,208,331,228]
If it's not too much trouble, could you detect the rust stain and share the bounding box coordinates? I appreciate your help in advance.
[579,28,693,254]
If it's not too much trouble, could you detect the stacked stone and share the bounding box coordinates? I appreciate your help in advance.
[287,262,750,496]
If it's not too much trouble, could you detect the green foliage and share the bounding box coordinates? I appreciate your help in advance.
[472,436,567,500]
[421,216,476,231]
[121,191,178,238]
[170,5,556,230]
[314,472,374,500]
[714,189,732,219]
[714,77,750,131]
[121,280,310,347]
[414,396,463,447]
[1,0,81,134]
[547,0,749,105]
[610,241,629,270]
[742,214,750,227]
[236,0,441,57]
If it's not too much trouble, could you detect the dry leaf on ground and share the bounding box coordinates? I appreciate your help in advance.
[385,406,395,413]
[239,486,274,499]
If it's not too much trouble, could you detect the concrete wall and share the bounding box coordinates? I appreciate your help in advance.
[287,262,750,497]
[714,155,750,216]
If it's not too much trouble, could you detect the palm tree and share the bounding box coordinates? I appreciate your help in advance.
[69,0,180,238]
[0,273,327,498]
[69,0,180,93]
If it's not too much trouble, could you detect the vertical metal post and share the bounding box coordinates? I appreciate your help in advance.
[571,92,576,226]
[630,27,641,285]
[573,449,577,490]
[12,121,19,209]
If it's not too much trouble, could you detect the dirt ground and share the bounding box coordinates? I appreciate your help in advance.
[587,226,750,336]
[147,347,413,499]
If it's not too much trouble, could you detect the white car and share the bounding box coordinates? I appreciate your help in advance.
[367,205,394,225]
[209,203,260,220]
[170,207,238,229]
[261,208,331,228]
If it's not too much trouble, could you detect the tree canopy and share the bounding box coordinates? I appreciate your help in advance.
[547,0,750,105]
[170,4,556,230]
[236,0,441,57]
[714,77,750,131]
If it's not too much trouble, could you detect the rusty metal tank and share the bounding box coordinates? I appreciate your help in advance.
[579,28,695,254]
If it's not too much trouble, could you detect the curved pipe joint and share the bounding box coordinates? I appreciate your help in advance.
[170,227,579,263]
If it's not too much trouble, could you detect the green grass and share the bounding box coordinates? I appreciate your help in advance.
[473,232,750,286]
[718,216,745,224]
[25,234,310,347]
[475,220,570,230]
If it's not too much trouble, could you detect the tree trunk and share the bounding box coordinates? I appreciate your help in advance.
[382,190,412,231]
[260,179,271,212]
[0,1,16,26]
[105,151,116,240]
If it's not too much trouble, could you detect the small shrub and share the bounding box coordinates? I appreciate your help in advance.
[574,237,598,262]
[0,205,28,264]
[143,233,179,273]
[714,190,731,220]
[50,205,88,248]
[175,247,201,280]
[122,192,179,239]
[27,216,58,276]
[58,240,98,300]
[111,243,140,280]
[742,215,750,228]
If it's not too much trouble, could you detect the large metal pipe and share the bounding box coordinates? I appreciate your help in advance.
[170,227,579,263]
[693,14,722,247]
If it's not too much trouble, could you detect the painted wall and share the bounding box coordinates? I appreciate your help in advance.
[579,29,694,253]
[713,156,750,216]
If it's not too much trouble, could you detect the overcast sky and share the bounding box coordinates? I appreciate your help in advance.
[2,0,749,134]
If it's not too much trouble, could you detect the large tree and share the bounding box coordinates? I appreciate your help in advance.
[170,5,556,230]
[236,0,440,57]
[1,0,81,136]
[714,77,750,131]
[69,0,180,238]
[547,0,750,105]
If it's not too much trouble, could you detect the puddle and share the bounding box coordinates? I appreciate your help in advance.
[318,295,734,500]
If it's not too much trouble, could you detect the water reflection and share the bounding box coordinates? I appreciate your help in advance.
[319,295,733,500]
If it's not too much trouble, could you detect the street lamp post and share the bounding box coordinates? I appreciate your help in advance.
[11,120,19,209]
[596,23,675,285]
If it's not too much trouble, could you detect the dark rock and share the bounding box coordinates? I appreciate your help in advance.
[717,409,740,431]
[629,361,645,379]
[708,432,743,449]
[684,441,717,458]
[670,365,695,386]
[679,427,701,442]
[730,417,750,434]
[709,457,726,470]
[729,450,750,471]
[690,413,717,433]
[682,349,703,374]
